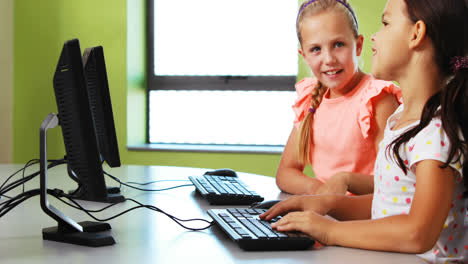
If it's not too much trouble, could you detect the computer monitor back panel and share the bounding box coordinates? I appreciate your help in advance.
[82,46,121,167]
[52,39,109,201]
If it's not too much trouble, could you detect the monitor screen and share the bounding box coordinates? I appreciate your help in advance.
[52,39,124,203]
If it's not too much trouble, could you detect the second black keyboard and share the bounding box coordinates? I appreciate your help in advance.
[189,174,264,205]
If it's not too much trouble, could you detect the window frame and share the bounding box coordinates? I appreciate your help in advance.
[145,0,296,149]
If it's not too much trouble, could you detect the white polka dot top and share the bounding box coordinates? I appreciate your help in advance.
[372,105,468,263]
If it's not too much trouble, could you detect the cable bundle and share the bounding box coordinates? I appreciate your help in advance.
[0,160,212,231]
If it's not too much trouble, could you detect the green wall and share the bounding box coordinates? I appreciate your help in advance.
[13,0,127,168]
[13,0,387,178]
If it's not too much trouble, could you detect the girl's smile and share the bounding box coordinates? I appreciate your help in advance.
[298,10,363,98]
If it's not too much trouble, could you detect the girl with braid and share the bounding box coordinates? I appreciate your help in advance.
[276,0,401,195]
[263,0,468,262]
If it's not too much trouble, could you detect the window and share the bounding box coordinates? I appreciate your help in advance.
[147,0,298,150]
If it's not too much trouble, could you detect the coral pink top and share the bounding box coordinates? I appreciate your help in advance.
[293,74,401,182]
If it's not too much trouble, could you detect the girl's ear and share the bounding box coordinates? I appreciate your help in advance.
[409,20,427,49]
[298,48,306,59]
[356,34,364,56]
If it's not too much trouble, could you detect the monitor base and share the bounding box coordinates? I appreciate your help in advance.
[68,187,125,203]
[43,221,115,247]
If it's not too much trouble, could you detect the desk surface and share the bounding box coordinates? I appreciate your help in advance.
[0,164,424,264]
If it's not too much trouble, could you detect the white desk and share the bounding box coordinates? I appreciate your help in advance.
[0,164,424,264]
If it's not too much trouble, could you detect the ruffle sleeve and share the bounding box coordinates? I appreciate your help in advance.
[358,79,402,138]
[292,78,318,129]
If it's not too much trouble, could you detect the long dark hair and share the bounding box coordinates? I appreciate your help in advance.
[388,0,468,197]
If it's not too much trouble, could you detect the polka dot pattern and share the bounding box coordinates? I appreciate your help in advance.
[371,107,467,263]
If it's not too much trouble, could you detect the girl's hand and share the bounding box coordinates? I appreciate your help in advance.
[271,211,335,245]
[317,172,374,195]
[315,172,350,195]
[259,194,336,221]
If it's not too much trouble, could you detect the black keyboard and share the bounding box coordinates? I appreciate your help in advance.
[189,174,264,205]
[207,208,315,251]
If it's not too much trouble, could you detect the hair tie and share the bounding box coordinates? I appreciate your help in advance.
[297,0,359,32]
[297,0,317,21]
[451,56,468,73]
[309,107,316,114]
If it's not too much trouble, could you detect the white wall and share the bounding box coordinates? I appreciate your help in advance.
[0,0,13,163]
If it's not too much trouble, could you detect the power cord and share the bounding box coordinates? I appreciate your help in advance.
[0,159,66,198]
[0,160,212,231]
[103,171,194,192]
[126,179,191,186]
[0,158,39,196]
[0,187,213,231]
[0,189,40,217]
[55,193,213,231]
[21,159,40,193]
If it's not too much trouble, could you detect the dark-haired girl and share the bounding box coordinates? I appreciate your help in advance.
[261,0,468,262]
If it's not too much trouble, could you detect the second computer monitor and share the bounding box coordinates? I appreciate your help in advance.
[83,45,121,168]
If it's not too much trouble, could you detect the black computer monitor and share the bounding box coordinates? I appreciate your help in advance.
[82,46,120,168]
[52,39,124,203]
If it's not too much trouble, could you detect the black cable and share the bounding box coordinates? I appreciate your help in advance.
[101,160,122,190]
[0,161,212,231]
[0,159,39,192]
[0,189,40,218]
[55,194,213,231]
[125,197,213,230]
[0,196,33,217]
[0,159,66,216]
[55,194,121,213]
[0,159,66,197]
[103,171,194,192]
[1,158,66,192]
[126,179,191,186]
[0,186,213,231]
[0,174,37,196]
[22,159,40,193]
[0,189,68,218]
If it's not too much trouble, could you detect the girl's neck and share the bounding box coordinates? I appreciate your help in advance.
[394,58,443,129]
[327,69,365,99]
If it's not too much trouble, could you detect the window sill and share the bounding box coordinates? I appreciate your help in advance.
[127,143,284,154]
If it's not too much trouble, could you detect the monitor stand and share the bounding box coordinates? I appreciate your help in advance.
[65,155,125,204]
[39,113,115,247]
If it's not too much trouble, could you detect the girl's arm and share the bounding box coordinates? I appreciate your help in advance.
[315,92,398,195]
[276,127,324,194]
[261,193,373,222]
[372,92,399,152]
[272,159,455,254]
[344,92,399,194]
[316,172,375,195]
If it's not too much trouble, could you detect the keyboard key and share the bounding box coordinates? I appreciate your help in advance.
[249,219,278,238]
[246,209,260,215]
[233,228,252,238]
[239,219,268,238]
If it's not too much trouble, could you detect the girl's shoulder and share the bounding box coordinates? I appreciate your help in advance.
[294,77,318,95]
[292,77,319,129]
[358,75,402,103]
[357,75,402,139]
[406,114,463,175]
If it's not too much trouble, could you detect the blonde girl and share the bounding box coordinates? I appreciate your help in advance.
[277,0,401,195]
